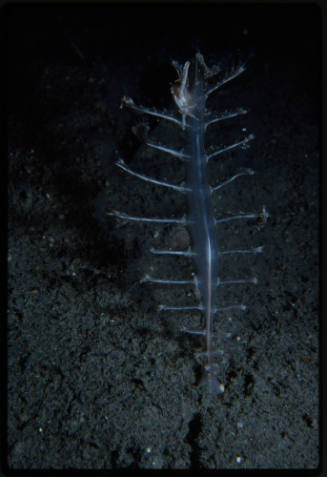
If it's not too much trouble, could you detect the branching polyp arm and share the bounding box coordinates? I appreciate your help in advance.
[211,168,254,193]
[207,134,255,161]
[216,206,269,225]
[121,96,185,129]
[206,64,246,97]
[146,142,190,161]
[205,107,248,129]
[115,158,190,193]
[107,209,187,224]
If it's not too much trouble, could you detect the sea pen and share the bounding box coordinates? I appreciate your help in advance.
[108,53,268,395]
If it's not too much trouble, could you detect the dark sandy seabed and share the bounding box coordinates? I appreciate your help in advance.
[7,4,320,470]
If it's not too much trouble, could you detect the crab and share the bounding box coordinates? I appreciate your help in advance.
[170,60,196,128]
